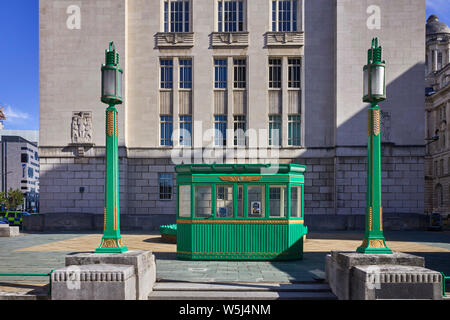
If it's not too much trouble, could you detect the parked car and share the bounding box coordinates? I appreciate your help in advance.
[1,211,25,227]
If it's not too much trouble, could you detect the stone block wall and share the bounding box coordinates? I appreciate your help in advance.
[38,150,425,230]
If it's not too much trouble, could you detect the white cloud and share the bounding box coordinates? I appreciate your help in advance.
[1,105,30,121]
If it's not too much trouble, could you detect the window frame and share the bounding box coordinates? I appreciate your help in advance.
[271,0,299,32]
[179,58,193,89]
[217,0,245,32]
[214,58,228,89]
[233,115,246,146]
[163,0,191,33]
[160,115,174,146]
[269,114,282,146]
[288,114,301,146]
[160,58,174,89]
[269,58,282,89]
[159,173,174,200]
[214,115,228,146]
[179,115,193,147]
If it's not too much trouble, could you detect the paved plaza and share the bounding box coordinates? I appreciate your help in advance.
[0,231,449,296]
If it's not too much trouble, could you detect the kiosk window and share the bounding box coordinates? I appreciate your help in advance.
[248,185,265,217]
[179,185,191,217]
[269,186,287,217]
[195,186,212,217]
[290,186,302,217]
[216,185,233,217]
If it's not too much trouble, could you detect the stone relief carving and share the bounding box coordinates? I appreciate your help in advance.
[380,110,391,142]
[71,112,93,144]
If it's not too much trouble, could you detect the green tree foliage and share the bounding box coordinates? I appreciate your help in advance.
[2,188,25,211]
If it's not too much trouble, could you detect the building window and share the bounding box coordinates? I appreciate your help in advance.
[21,154,28,163]
[214,59,228,89]
[218,0,244,32]
[214,115,227,146]
[233,58,246,89]
[164,0,190,32]
[28,167,34,179]
[440,159,444,176]
[271,0,298,32]
[179,59,192,89]
[288,115,301,146]
[233,115,246,146]
[160,115,174,146]
[269,58,282,88]
[159,173,173,200]
[269,115,282,146]
[438,52,443,70]
[160,59,173,89]
[288,58,301,88]
[435,184,443,207]
[179,115,192,146]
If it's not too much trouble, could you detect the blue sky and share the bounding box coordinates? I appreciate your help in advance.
[0,1,38,130]
[0,1,448,131]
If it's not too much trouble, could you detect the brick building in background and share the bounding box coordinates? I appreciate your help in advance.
[37,0,426,231]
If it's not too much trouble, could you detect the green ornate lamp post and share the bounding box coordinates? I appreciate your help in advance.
[357,38,392,254]
[96,42,128,253]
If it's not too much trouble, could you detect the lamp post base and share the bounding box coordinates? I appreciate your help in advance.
[95,237,128,254]
[356,238,392,254]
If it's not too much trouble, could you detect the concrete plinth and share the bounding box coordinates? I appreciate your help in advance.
[65,250,156,300]
[51,264,136,300]
[351,265,442,300]
[325,251,430,300]
[0,225,19,237]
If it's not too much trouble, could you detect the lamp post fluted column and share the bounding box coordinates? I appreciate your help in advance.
[96,42,128,253]
[357,38,392,254]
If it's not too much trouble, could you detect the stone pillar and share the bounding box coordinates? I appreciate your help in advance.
[433,49,438,72]
[326,251,443,300]
[51,250,156,300]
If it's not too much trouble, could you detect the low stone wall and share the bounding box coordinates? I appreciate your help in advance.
[23,212,426,232]
[22,213,176,232]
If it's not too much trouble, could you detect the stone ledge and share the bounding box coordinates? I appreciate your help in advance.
[351,265,443,300]
[65,250,156,300]
[51,264,136,300]
[353,265,441,283]
[331,251,425,269]
[52,264,135,282]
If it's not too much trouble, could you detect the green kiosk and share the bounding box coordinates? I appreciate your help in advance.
[175,164,307,261]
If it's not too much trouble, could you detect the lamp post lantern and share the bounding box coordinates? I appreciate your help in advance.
[357,38,392,254]
[96,42,128,253]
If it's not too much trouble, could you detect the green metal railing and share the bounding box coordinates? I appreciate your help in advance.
[0,270,55,296]
[442,273,450,298]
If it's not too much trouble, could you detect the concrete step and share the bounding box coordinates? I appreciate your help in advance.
[0,290,50,300]
[149,290,337,300]
[153,282,332,292]
[149,282,337,300]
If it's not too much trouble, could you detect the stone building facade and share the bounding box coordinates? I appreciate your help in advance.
[425,15,450,218]
[38,0,426,230]
[0,135,40,212]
